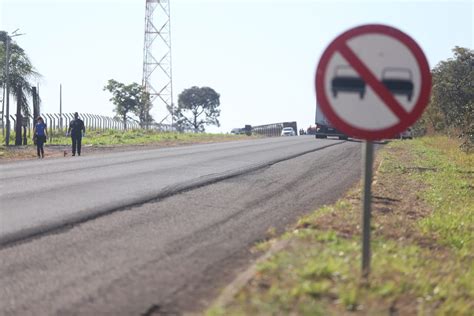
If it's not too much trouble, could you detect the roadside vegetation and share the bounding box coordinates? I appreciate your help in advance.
[0,129,253,160]
[413,47,473,152]
[208,136,473,315]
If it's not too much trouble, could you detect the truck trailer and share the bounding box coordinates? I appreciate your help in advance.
[314,104,348,140]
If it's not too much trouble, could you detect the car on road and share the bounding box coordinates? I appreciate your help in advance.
[230,128,245,135]
[281,127,296,136]
[314,123,348,140]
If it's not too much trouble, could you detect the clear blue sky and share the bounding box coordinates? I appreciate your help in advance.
[1,0,472,132]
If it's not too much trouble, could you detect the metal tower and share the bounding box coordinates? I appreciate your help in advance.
[142,0,173,126]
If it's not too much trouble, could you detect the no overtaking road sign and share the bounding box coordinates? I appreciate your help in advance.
[314,24,431,279]
[315,24,431,140]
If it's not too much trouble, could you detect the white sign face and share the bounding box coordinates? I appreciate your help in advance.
[315,24,431,140]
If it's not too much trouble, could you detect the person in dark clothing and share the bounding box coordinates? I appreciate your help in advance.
[68,112,86,156]
[33,116,48,159]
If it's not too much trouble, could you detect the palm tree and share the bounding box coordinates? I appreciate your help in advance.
[1,31,40,145]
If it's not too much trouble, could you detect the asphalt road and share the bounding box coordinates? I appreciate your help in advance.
[0,136,362,315]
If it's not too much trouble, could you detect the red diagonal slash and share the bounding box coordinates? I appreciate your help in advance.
[338,42,410,121]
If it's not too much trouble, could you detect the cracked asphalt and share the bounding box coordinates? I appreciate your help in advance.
[0,136,362,315]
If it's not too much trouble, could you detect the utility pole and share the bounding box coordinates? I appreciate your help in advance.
[15,84,22,145]
[59,84,63,131]
[4,35,11,145]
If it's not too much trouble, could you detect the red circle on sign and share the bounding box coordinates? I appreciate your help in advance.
[315,24,431,140]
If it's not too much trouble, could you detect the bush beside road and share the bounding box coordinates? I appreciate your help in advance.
[208,136,473,315]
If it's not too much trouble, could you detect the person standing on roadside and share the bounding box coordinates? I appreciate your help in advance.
[67,112,85,156]
[33,116,48,159]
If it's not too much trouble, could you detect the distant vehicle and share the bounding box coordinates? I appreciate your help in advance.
[281,127,296,136]
[331,65,366,99]
[230,128,245,135]
[314,104,348,140]
[306,125,317,135]
[399,127,413,139]
[381,67,414,101]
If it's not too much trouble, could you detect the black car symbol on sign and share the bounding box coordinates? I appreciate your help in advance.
[381,67,414,101]
[331,65,366,99]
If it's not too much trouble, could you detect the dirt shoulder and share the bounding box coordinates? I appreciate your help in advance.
[208,136,473,316]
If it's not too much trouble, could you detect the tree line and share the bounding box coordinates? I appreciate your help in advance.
[104,81,220,133]
[414,46,473,151]
[4,30,469,146]
[1,31,221,146]
[1,31,40,145]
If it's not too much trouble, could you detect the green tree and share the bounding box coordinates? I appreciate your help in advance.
[135,90,154,128]
[170,86,220,132]
[1,31,40,145]
[103,79,152,129]
[429,46,473,149]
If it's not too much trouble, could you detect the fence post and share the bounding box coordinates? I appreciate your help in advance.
[54,113,60,132]
[90,114,96,130]
[67,113,73,130]
[116,118,122,130]
[51,115,56,134]
[84,114,91,130]
[64,113,69,131]
[44,114,52,142]
[82,113,88,129]
[104,116,108,130]
[87,114,93,130]
[10,115,16,137]
[98,115,103,130]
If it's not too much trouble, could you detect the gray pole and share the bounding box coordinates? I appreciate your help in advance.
[4,35,11,145]
[84,114,90,129]
[59,84,62,131]
[1,79,5,137]
[361,140,374,279]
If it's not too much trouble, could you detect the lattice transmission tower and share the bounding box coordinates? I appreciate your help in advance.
[142,0,173,126]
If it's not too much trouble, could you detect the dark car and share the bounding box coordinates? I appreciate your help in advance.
[331,65,366,99]
[314,123,348,140]
[230,128,245,135]
[381,67,414,101]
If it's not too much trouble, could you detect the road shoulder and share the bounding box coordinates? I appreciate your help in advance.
[208,136,473,315]
[0,132,255,163]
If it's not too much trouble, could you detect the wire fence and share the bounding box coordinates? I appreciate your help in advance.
[2,112,179,133]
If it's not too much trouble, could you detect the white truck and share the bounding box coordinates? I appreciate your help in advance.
[314,104,348,140]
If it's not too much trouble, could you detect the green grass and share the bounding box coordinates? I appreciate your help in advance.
[208,136,474,315]
[410,138,473,255]
[51,129,252,146]
[212,232,472,315]
[0,129,254,158]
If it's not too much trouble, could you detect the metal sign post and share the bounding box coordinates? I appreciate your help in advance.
[361,140,374,278]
